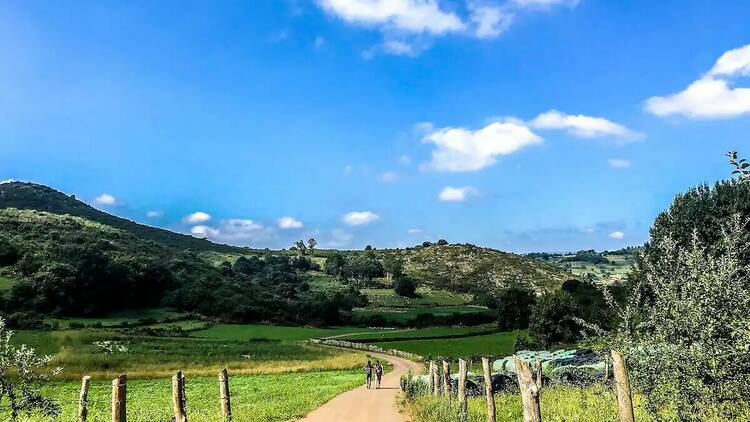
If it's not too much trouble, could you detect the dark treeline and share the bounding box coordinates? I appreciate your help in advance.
[0,209,364,327]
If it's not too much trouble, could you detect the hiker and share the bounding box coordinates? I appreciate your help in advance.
[374,360,384,389]
[363,360,373,389]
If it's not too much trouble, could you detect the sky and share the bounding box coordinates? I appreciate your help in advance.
[1,0,750,252]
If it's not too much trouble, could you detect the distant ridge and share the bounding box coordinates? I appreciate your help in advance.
[0,181,246,253]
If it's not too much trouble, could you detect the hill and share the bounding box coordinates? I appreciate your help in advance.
[0,181,245,253]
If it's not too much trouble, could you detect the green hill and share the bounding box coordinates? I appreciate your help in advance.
[0,182,245,253]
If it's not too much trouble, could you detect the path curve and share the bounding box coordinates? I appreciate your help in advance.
[297,352,422,422]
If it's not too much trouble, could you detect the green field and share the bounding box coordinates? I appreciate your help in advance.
[362,287,473,308]
[374,330,524,358]
[11,370,364,422]
[353,305,492,324]
[192,324,372,341]
[47,308,184,329]
[11,325,371,380]
[338,325,498,342]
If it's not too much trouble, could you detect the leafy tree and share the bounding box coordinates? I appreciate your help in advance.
[233,256,264,277]
[528,290,580,348]
[0,318,61,421]
[495,285,536,331]
[436,239,449,246]
[0,238,18,267]
[382,252,404,281]
[393,274,417,297]
[727,150,750,180]
[324,252,347,279]
[346,251,383,286]
[294,240,307,255]
[307,238,317,251]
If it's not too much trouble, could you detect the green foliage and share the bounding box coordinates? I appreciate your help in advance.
[0,319,61,421]
[494,285,536,331]
[560,249,610,264]
[614,216,750,420]
[375,330,523,358]
[394,274,417,297]
[0,237,18,267]
[727,150,750,180]
[528,290,580,348]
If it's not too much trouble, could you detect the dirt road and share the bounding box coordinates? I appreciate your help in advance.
[297,352,422,422]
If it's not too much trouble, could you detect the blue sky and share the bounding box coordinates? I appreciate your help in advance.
[2,0,750,252]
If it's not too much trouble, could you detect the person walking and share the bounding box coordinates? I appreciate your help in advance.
[374,360,384,389]
[363,360,373,389]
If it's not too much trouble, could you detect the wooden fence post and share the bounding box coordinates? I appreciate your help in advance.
[442,360,452,399]
[219,368,232,421]
[457,358,468,422]
[79,376,91,422]
[535,358,543,389]
[611,350,635,422]
[111,375,126,422]
[172,371,188,422]
[512,356,541,422]
[604,355,610,381]
[429,361,435,394]
[482,357,496,422]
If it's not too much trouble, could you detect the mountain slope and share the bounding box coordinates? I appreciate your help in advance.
[0,182,244,253]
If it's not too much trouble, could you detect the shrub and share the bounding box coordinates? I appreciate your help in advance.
[394,274,417,297]
[495,285,536,331]
[528,290,580,348]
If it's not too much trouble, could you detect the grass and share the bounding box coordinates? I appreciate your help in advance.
[374,330,524,358]
[404,384,654,422]
[192,324,371,341]
[11,370,365,422]
[12,327,371,380]
[362,287,474,308]
[353,305,492,324]
[48,308,184,329]
[338,325,498,342]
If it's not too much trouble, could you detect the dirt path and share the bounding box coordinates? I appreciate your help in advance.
[297,352,423,422]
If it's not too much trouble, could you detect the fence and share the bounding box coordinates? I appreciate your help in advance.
[78,368,234,422]
[309,338,424,362]
[405,350,636,422]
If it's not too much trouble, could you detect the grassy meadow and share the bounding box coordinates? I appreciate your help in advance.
[11,370,364,422]
[375,330,523,358]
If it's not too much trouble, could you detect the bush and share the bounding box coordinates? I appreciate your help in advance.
[0,237,19,266]
[528,290,580,348]
[394,274,417,297]
[495,285,536,331]
[513,334,534,352]
[3,311,50,330]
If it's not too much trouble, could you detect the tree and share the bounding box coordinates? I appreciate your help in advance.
[0,318,61,421]
[528,290,580,348]
[382,252,404,281]
[436,239,449,246]
[324,252,347,279]
[393,274,417,297]
[0,238,18,267]
[727,150,750,180]
[307,238,317,251]
[294,240,307,256]
[495,285,536,331]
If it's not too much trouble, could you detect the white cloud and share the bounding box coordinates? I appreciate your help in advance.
[146,210,163,218]
[469,4,513,39]
[190,219,271,243]
[343,211,380,226]
[608,159,631,169]
[645,77,750,119]
[609,231,625,240]
[278,216,304,229]
[191,225,219,239]
[0,179,16,184]
[530,110,636,139]
[317,0,465,35]
[183,211,212,224]
[422,120,542,172]
[383,40,418,56]
[380,171,400,182]
[707,43,750,78]
[408,228,423,234]
[646,43,750,119]
[325,229,354,248]
[217,219,266,240]
[438,186,477,202]
[94,193,116,206]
